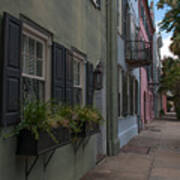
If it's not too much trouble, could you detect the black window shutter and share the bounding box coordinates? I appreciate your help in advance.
[65,49,73,106]
[86,62,94,106]
[52,43,66,104]
[0,13,22,126]
[123,72,128,116]
[118,92,121,117]
[130,76,134,115]
[135,80,138,114]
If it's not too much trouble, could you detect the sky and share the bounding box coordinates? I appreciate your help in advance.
[151,0,174,58]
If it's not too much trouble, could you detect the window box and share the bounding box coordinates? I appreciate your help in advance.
[71,122,87,138]
[17,126,71,156]
[86,122,100,136]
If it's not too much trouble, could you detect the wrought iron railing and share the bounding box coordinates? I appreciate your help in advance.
[125,41,152,66]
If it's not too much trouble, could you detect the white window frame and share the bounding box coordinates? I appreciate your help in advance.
[73,51,86,106]
[22,23,52,101]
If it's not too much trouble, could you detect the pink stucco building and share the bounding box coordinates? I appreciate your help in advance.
[139,0,155,126]
[162,94,167,114]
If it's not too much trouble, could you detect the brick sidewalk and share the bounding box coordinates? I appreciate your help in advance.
[81,114,180,180]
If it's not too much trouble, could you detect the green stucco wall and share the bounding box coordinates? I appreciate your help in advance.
[0,0,106,180]
[0,135,97,180]
[0,0,106,64]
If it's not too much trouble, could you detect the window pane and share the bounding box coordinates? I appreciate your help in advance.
[22,36,44,78]
[73,60,80,86]
[36,41,43,59]
[23,77,45,101]
[36,60,43,77]
[22,35,28,74]
[22,34,27,54]
[73,87,82,105]
[28,38,35,75]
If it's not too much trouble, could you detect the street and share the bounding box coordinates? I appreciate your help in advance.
[82,113,180,180]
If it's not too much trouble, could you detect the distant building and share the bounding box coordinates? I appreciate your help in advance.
[116,0,140,147]
[139,0,155,126]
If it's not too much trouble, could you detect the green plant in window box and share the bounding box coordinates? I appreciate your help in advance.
[4,101,73,155]
[70,106,103,137]
[5,100,103,139]
[47,105,103,141]
[4,101,103,155]
[6,101,58,143]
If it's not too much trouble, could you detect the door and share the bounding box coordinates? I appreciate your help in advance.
[144,92,147,123]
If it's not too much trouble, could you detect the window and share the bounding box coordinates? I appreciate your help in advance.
[141,2,145,21]
[130,76,134,115]
[135,80,138,114]
[73,51,85,106]
[21,24,51,102]
[118,67,123,117]
[122,71,128,116]
[117,0,130,37]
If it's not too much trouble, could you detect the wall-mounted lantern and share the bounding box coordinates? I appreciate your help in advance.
[91,0,101,10]
[94,61,103,90]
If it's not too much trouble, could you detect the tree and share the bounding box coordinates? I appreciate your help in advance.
[158,0,180,57]
[159,57,180,118]
[157,0,180,118]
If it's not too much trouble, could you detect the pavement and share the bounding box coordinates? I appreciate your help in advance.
[81,113,180,180]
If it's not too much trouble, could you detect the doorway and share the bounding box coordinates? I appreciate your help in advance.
[144,92,147,123]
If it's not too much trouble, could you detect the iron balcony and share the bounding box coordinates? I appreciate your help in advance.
[125,40,152,67]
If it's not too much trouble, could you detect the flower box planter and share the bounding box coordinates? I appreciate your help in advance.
[17,127,71,156]
[71,122,86,138]
[86,122,100,136]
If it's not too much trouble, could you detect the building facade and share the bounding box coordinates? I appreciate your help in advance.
[116,0,140,147]
[139,0,155,126]
[0,1,107,180]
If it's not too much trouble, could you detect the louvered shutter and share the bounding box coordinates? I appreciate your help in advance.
[86,62,94,106]
[52,43,66,104]
[65,49,73,106]
[122,72,128,116]
[135,80,138,114]
[118,93,121,117]
[0,13,22,126]
[130,76,134,115]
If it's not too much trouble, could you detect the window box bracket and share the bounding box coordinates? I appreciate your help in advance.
[25,156,39,180]
[25,150,56,180]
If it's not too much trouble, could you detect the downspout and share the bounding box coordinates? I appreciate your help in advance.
[106,0,113,156]
[106,0,119,156]
[139,67,142,131]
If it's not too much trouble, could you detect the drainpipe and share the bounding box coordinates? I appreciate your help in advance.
[106,0,119,156]
[139,68,142,131]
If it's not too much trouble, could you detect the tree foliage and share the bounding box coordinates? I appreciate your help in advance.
[158,0,180,57]
[159,57,180,96]
[159,57,180,118]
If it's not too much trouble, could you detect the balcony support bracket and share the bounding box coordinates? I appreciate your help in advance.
[25,156,39,180]
[43,150,56,170]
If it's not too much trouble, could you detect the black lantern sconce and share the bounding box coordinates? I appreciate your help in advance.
[94,61,103,90]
